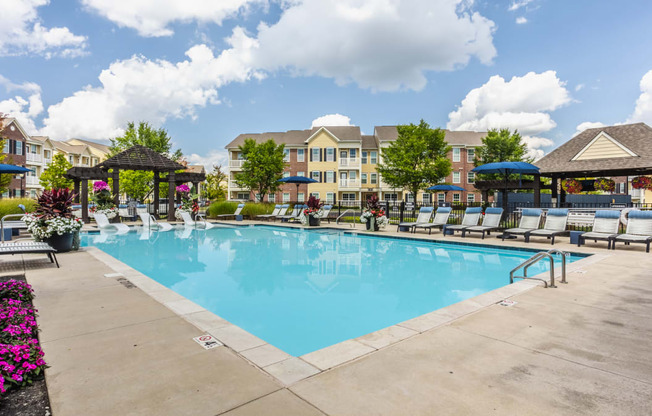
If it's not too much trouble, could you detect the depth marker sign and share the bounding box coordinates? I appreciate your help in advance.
[193,334,222,350]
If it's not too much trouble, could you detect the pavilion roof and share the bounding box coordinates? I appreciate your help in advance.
[96,145,185,172]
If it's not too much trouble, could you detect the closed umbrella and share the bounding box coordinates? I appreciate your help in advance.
[277,176,318,202]
[471,162,540,211]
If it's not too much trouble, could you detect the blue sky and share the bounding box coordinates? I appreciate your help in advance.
[1,0,652,168]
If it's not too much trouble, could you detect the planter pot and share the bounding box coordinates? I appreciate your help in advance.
[44,232,74,253]
[366,218,380,231]
[308,215,321,226]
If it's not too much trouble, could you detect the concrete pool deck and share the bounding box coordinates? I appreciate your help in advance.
[18,223,652,415]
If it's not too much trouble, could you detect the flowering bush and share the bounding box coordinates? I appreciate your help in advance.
[24,215,83,239]
[92,181,110,193]
[0,281,34,303]
[299,196,325,225]
[632,176,652,190]
[562,179,583,194]
[90,206,118,219]
[176,184,191,194]
[593,177,615,193]
[360,195,389,228]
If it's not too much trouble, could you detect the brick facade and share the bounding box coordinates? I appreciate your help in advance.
[0,119,27,197]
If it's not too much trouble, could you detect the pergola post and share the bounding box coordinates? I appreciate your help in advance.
[153,171,160,217]
[192,182,199,199]
[74,180,80,203]
[112,169,120,207]
[533,174,541,207]
[81,178,89,224]
[551,176,558,208]
[167,171,176,221]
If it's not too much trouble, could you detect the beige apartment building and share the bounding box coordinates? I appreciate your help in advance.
[225,126,486,204]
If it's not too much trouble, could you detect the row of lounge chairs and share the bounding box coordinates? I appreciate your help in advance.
[254,204,333,223]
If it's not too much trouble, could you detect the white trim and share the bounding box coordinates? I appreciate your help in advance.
[572,131,638,160]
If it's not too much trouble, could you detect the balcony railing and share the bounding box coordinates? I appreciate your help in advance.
[26,176,40,186]
[229,160,245,169]
[339,158,360,168]
[26,153,42,163]
[43,158,52,165]
[229,180,245,190]
[339,179,361,188]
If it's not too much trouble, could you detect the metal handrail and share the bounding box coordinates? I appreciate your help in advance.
[336,209,356,228]
[545,248,568,284]
[510,252,556,288]
[1,214,27,242]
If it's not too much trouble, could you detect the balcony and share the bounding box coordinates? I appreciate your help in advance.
[26,176,40,186]
[339,158,360,168]
[229,180,245,190]
[43,158,52,165]
[339,179,361,189]
[380,180,399,189]
[26,153,42,163]
[229,160,245,170]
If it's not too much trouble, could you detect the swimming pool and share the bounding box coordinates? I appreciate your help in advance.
[82,226,584,356]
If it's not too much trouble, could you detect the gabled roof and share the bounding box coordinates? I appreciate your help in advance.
[0,117,30,140]
[66,138,111,153]
[361,135,377,149]
[97,145,185,172]
[536,123,652,175]
[374,126,485,146]
[307,126,361,142]
[226,130,312,149]
[52,141,90,155]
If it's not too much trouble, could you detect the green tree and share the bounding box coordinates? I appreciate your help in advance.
[109,122,183,201]
[474,128,532,181]
[235,139,286,202]
[40,153,73,190]
[202,164,227,201]
[376,120,452,199]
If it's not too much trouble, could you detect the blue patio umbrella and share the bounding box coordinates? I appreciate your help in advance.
[471,161,540,210]
[426,184,466,192]
[277,176,318,201]
[0,164,30,174]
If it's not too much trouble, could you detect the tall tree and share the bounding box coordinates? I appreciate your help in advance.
[235,139,286,202]
[201,164,227,201]
[376,120,452,199]
[474,128,532,180]
[40,153,74,190]
[109,122,183,201]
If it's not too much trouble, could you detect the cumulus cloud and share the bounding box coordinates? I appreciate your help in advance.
[574,121,606,136]
[0,0,87,57]
[447,71,571,159]
[245,0,496,91]
[627,69,652,125]
[515,17,527,24]
[0,76,44,132]
[187,149,229,172]
[82,0,264,37]
[311,113,352,127]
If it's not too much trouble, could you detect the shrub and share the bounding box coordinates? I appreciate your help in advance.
[241,203,276,218]
[0,199,37,220]
[207,201,239,217]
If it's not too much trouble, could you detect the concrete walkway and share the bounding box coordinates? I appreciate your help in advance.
[23,226,652,415]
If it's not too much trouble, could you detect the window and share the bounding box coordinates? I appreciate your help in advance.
[370,151,378,164]
[349,171,356,179]
[255,193,261,202]
[297,171,305,177]
[340,150,348,160]
[237,152,244,160]
[283,193,290,202]
[349,149,357,158]
[326,147,335,162]
[311,192,320,199]
[406,193,415,203]
[452,171,461,183]
[32,145,37,154]
[467,148,475,163]
[283,149,290,162]
[30,190,36,198]
[422,193,431,204]
[16,141,23,155]
[311,171,320,182]
[361,151,368,164]
[237,192,249,200]
[311,147,321,161]
[384,193,397,201]
[268,194,276,203]
[467,172,475,184]
[297,192,305,201]
[453,148,460,162]
[326,192,335,203]
[361,173,367,184]
[467,194,475,203]
[283,171,290,178]
[453,193,461,202]
[326,171,335,183]
[297,149,305,162]
[370,173,378,184]
[438,193,445,203]
[3,141,8,153]
[616,182,626,193]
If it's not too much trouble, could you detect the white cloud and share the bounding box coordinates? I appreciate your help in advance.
[575,83,585,92]
[0,76,44,132]
[574,121,605,136]
[0,0,87,57]
[245,0,496,91]
[82,0,264,37]
[508,0,535,11]
[515,17,527,24]
[627,69,652,125]
[187,149,229,172]
[38,29,262,140]
[447,71,571,158]
[311,113,352,127]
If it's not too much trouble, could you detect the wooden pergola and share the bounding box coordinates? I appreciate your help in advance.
[65,145,187,222]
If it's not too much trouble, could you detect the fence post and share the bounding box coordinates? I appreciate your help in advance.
[399,201,405,223]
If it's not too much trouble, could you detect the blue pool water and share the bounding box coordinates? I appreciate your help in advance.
[81,226,584,356]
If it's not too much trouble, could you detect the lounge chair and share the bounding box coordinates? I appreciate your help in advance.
[269,204,291,221]
[397,207,432,232]
[118,205,133,222]
[277,204,303,222]
[94,213,130,234]
[444,207,483,236]
[502,209,542,241]
[217,203,245,219]
[320,205,333,223]
[526,208,569,244]
[462,208,504,239]
[578,210,621,249]
[180,211,215,229]
[256,204,282,220]
[139,213,173,231]
[136,205,148,216]
[612,210,652,252]
[0,241,59,268]
[414,207,452,234]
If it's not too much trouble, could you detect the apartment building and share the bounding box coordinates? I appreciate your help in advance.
[0,117,28,197]
[225,125,485,204]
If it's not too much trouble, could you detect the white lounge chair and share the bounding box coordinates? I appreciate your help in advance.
[217,203,245,219]
[397,207,432,232]
[256,204,282,220]
[502,209,542,241]
[139,213,173,231]
[526,208,569,245]
[463,208,503,239]
[180,211,215,229]
[320,205,333,223]
[444,207,483,236]
[94,213,130,234]
[269,204,290,221]
[119,206,133,221]
[277,204,303,222]
[578,210,621,249]
[414,207,452,234]
[612,210,652,252]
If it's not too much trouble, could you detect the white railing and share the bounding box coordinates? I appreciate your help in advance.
[339,179,361,188]
[229,160,245,169]
[380,181,398,189]
[229,180,245,189]
[26,153,42,163]
[26,176,39,185]
[339,158,360,168]
[43,158,52,165]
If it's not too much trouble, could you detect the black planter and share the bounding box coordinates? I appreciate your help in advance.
[308,215,321,226]
[365,218,379,231]
[44,232,74,253]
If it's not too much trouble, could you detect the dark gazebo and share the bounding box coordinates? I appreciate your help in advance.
[65,145,187,222]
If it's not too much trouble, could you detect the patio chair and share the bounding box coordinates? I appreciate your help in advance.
[462,208,504,239]
[94,213,130,234]
[118,205,133,222]
[0,241,59,268]
[612,210,652,252]
[501,209,542,241]
[397,207,432,232]
[320,205,333,223]
[216,203,245,219]
[269,204,291,221]
[413,207,452,234]
[277,204,303,222]
[526,208,569,245]
[578,210,621,249]
[256,204,282,220]
[444,207,483,236]
[180,211,216,229]
[136,205,148,216]
[138,213,173,231]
